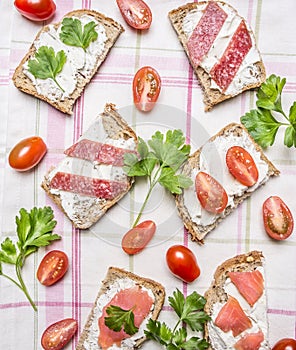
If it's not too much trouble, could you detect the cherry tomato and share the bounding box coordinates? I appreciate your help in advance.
[166,245,200,283]
[8,136,47,172]
[272,338,296,350]
[121,220,156,255]
[41,318,77,350]
[263,196,294,240]
[14,0,56,22]
[116,0,152,30]
[133,66,161,112]
[195,171,228,214]
[37,250,69,286]
[226,146,259,186]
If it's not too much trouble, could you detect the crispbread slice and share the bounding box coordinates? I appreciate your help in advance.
[175,123,279,243]
[168,1,266,111]
[76,266,166,350]
[13,10,124,115]
[41,103,137,229]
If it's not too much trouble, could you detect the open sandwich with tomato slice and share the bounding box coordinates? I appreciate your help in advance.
[204,250,270,350]
[42,103,138,229]
[76,266,165,350]
[13,9,124,115]
[175,123,279,243]
[168,1,266,111]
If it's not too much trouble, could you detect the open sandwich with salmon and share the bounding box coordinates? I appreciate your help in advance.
[204,251,270,350]
[175,123,279,243]
[168,1,266,111]
[42,104,138,229]
[76,266,165,350]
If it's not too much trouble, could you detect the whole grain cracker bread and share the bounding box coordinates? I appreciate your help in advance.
[13,10,124,115]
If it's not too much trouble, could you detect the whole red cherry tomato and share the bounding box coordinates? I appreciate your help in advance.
[166,245,200,283]
[14,0,56,22]
[226,146,259,186]
[272,338,296,350]
[263,196,294,240]
[37,250,69,286]
[116,0,152,30]
[41,318,77,350]
[133,66,161,112]
[121,220,156,255]
[8,136,47,172]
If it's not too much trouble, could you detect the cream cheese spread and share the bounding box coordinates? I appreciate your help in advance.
[23,15,107,101]
[183,129,269,227]
[83,278,155,350]
[182,3,262,95]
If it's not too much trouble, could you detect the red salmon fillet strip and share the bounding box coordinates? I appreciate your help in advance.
[187,1,227,67]
[50,172,128,199]
[234,330,264,350]
[214,296,252,337]
[210,20,252,92]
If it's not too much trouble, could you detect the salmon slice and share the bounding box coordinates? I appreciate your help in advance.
[234,330,264,350]
[98,286,153,349]
[214,296,252,337]
[228,270,264,307]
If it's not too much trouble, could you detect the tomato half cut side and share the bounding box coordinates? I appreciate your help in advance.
[195,171,228,214]
[262,196,294,240]
[226,146,259,186]
[272,338,296,350]
[121,220,156,255]
[116,0,152,30]
[41,318,78,350]
[37,250,69,286]
[14,0,56,22]
[133,66,161,112]
[166,245,200,283]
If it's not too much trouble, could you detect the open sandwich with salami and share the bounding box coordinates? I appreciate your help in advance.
[13,9,124,115]
[76,266,165,350]
[175,123,279,243]
[42,104,137,229]
[168,1,266,111]
[204,251,270,350]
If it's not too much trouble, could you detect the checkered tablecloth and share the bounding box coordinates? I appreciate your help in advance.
[0,0,295,349]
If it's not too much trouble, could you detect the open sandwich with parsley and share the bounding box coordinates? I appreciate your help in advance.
[13,9,123,115]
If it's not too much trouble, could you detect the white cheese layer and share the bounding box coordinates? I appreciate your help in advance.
[83,278,155,350]
[23,15,107,101]
[183,129,269,227]
[182,3,262,95]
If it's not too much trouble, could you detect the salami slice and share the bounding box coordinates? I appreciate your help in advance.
[64,139,137,166]
[210,20,252,92]
[50,172,128,199]
[186,1,227,67]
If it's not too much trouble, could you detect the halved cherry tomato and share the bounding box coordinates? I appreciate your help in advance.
[121,220,156,255]
[166,245,200,283]
[195,171,228,214]
[272,338,296,350]
[263,196,294,240]
[14,0,56,22]
[8,136,47,172]
[37,250,69,286]
[41,318,77,350]
[226,146,259,186]
[116,0,152,30]
[133,66,161,112]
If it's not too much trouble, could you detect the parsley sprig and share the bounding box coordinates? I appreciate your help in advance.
[123,130,193,227]
[241,74,296,148]
[0,207,60,311]
[105,305,139,335]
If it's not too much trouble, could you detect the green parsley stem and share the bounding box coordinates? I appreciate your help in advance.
[1,271,23,290]
[53,78,65,93]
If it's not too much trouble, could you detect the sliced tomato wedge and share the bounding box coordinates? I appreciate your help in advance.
[226,146,259,186]
[121,220,156,255]
[133,66,161,112]
[263,196,294,240]
[41,318,77,350]
[116,0,152,30]
[195,171,228,214]
[37,250,69,286]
